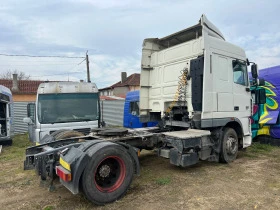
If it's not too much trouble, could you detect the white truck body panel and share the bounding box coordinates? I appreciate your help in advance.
[140,14,252,147]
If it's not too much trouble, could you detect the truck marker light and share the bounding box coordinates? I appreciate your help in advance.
[56,166,72,182]
[59,157,71,171]
[137,150,141,156]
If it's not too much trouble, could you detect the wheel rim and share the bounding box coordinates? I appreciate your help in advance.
[226,135,238,155]
[94,156,126,193]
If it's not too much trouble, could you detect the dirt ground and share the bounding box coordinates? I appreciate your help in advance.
[1,134,280,210]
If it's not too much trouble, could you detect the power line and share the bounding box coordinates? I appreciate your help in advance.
[30,71,83,77]
[77,58,86,65]
[28,58,86,78]
[0,53,85,59]
[0,63,82,66]
[0,60,84,63]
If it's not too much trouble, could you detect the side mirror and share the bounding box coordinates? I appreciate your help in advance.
[257,78,265,86]
[251,64,258,78]
[27,103,36,123]
[23,117,32,124]
[255,89,266,104]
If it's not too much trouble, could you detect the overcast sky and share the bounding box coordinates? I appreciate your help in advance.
[0,0,279,88]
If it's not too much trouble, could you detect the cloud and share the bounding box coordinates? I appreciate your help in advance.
[0,0,279,88]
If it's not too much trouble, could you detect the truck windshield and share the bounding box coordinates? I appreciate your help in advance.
[38,93,99,124]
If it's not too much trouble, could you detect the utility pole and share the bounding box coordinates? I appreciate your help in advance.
[86,51,90,83]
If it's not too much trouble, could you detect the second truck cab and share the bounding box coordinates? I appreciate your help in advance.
[24,82,99,144]
[123,90,158,128]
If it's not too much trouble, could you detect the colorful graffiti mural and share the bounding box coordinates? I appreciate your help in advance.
[251,65,280,140]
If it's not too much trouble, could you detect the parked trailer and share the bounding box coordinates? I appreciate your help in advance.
[0,85,14,145]
[251,65,280,146]
[24,15,265,205]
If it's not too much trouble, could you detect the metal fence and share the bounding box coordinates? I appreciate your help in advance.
[13,102,29,134]
[100,100,125,126]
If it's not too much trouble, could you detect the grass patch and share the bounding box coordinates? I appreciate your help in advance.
[43,205,55,210]
[241,142,278,158]
[0,133,34,185]
[0,133,32,162]
[156,176,171,185]
[248,142,275,154]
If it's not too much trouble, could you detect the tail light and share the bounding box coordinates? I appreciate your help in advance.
[56,166,72,182]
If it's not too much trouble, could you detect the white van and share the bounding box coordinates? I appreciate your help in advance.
[0,85,14,145]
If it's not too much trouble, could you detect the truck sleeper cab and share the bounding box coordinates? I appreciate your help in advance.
[140,14,252,148]
[24,15,259,205]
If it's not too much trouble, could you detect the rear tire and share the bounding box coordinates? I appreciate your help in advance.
[219,128,238,163]
[50,129,70,139]
[82,144,134,205]
[53,130,84,140]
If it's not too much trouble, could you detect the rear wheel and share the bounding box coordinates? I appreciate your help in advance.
[53,130,84,140]
[50,129,69,139]
[82,145,134,205]
[219,128,238,163]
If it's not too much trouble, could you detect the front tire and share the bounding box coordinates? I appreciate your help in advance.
[219,128,238,163]
[82,144,134,205]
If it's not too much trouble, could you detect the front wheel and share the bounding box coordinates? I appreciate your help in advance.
[219,128,238,163]
[82,144,134,205]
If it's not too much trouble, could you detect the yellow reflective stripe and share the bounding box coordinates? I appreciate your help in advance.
[59,157,71,171]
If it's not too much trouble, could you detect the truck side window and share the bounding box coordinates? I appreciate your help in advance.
[130,102,139,116]
[232,61,248,86]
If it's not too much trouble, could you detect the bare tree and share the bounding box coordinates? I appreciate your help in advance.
[0,70,30,80]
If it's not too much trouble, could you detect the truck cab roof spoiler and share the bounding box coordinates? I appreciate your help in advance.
[144,14,224,48]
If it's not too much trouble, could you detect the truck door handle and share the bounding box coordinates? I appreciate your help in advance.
[234,106,239,111]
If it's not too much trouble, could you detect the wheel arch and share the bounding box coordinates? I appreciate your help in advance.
[61,141,139,195]
[224,120,243,146]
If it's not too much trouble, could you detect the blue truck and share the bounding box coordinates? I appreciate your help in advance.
[123,90,157,128]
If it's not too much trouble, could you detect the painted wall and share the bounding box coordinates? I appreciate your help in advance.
[251,65,280,139]
[13,94,36,102]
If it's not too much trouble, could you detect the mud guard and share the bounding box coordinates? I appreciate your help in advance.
[60,141,140,194]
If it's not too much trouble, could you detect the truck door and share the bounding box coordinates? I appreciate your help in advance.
[212,53,233,112]
[232,60,251,136]
[128,101,141,128]
[26,103,36,142]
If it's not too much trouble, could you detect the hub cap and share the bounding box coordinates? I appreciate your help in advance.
[94,156,126,193]
[226,135,238,155]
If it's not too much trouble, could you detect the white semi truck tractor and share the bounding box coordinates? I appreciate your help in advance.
[24,15,264,205]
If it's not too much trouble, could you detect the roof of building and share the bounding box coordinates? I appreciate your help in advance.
[0,79,43,94]
[100,95,126,100]
[99,73,140,91]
